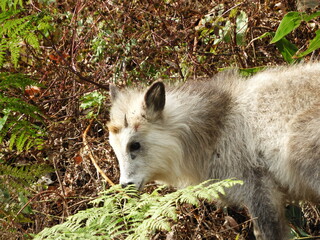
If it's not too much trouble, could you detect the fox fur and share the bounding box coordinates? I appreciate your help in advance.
[107,63,320,240]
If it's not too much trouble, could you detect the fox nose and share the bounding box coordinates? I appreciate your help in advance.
[121,182,135,188]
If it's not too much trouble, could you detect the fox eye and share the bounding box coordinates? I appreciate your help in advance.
[129,142,141,152]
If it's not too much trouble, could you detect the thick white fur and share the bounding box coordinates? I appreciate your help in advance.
[108,63,320,240]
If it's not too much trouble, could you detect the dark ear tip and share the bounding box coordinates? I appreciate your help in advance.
[149,81,165,96]
[109,84,119,101]
[147,81,165,98]
[145,81,166,112]
[151,81,165,90]
[109,83,117,91]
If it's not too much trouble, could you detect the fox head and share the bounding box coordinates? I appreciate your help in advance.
[108,82,183,189]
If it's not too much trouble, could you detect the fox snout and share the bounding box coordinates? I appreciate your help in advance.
[120,179,144,190]
[120,182,135,188]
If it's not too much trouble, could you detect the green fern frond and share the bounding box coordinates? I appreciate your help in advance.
[6,121,45,152]
[3,16,28,35]
[0,0,23,11]
[156,204,177,220]
[34,179,243,240]
[0,164,51,181]
[24,31,40,49]
[0,163,53,206]
[0,0,7,11]
[15,130,29,152]
[177,188,200,205]
[37,15,54,35]
[8,130,17,150]
[0,72,41,90]
[0,8,51,67]
[0,41,7,66]
[8,39,20,67]
[0,10,21,23]
[0,97,42,120]
[0,73,45,152]
[145,216,171,231]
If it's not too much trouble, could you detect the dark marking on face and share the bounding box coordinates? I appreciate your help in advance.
[124,114,128,128]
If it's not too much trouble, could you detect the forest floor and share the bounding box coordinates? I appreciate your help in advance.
[1,0,320,239]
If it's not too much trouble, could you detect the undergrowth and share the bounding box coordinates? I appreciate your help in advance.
[0,72,50,239]
[0,73,45,152]
[34,179,242,240]
[1,0,320,239]
[0,2,51,232]
[0,2,52,68]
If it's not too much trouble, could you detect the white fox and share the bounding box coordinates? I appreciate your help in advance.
[108,63,320,240]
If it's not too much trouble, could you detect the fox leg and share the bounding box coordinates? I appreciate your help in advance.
[286,106,320,199]
[243,176,288,240]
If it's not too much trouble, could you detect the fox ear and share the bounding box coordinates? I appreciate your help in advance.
[109,84,119,102]
[144,81,165,118]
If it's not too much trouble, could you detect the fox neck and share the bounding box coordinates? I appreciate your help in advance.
[160,87,235,187]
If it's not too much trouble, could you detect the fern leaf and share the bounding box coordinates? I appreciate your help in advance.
[0,0,8,11]
[0,72,41,92]
[9,131,17,150]
[0,9,50,67]
[16,130,29,152]
[8,38,20,67]
[25,138,35,151]
[18,0,23,8]
[11,17,30,37]
[0,10,20,23]
[177,190,200,205]
[158,205,177,220]
[0,40,7,67]
[34,180,243,239]
[25,31,40,50]
[37,15,53,33]
[3,17,26,35]
[0,109,10,132]
[140,216,171,232]
[13,0,23,10]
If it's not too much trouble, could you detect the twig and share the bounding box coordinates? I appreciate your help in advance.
[292,235,320,240]
[41,94,80,104]
[82,119,115,186]
[217,217,257,234]
[37,30,109,91]
[16,190,68,219]
[174,53,185,80]
[68,198,95,210]
[52,155,67,202]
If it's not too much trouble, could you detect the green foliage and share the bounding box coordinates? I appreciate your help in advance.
[273,37,299,64]
[0,73,45,152]
[270,12,304,44]
[269,11,320,62]
[0,163,52,200]
[196,5,249,52]
[80,91,106,119]
[0,0,23,11]
[0,163,53,232]
[286,205,311,239]
[0,76,49,240]
[34,179,242,239]
[239,66,266,76]
[0,72,49,236]
[295,29,320,58]
[1,0,319,238]
[251,31,297,63]
[270,11,320,43]
[0,5,53,67]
